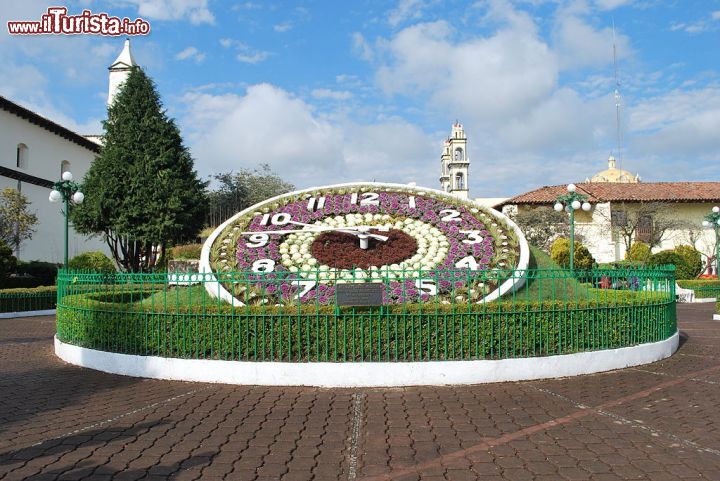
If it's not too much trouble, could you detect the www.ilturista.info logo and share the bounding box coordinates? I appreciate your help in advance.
[7,7,151,36]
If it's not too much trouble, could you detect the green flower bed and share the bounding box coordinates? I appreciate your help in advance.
[57,288,675,362]
[677,279,720,298]
[0,286,57,313]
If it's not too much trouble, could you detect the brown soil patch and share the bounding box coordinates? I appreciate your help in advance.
[311,229,417,269]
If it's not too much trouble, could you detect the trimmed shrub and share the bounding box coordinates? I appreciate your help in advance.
[649,248,701,280]
[169,243,202,260]
[57,289,674,362]
[0,240,17,286]
[550,238,595,271]
[68,251,116,272]
[649,250,683,269]
[0,286,56,312]
[626,242,651,263]
[677,279,720,298]
[672,245,703,280]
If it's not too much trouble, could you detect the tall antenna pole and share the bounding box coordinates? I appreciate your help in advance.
[613,21,623,169]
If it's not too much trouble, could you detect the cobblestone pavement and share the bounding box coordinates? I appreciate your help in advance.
[1,303,719,480]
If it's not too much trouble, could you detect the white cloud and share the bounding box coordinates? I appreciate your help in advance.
[219,38,270,64]
[553,15,631,70]
[274,22,293,32]
[387,0,427,27]
[374,19,558,123]
[175,46,205,63]
[311,89,353,100]
[182,85,344,184]
[179,84,440,188]
[628,87,720,157]
[713,11,720,21]
[594,0,633,10]
[121,0,215,25]
[351,32,374,62]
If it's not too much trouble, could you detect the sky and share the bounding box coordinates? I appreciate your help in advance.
[1,0,719,199]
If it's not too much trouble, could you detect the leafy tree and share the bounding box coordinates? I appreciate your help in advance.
[0,240,17,284]
[207,164,294,226]
[0,188,38,252]
[511,206,568,253]
[72,67,208,272]
[550,238,595,271]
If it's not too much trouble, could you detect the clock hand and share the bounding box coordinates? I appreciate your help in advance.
[287,220,389,241]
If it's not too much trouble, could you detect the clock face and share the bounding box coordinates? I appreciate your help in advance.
[202,183,526,305]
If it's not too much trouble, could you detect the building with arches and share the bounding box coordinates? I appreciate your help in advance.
[439,122,469,199]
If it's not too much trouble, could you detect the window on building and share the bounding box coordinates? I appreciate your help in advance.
[455,173,465,190]
[61,160,71,176]
[636,215,653,243]
[16,144,28,169]
[611,210,627,227]
[454,148,463,162]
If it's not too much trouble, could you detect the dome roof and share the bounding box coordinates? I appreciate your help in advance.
[587,156,640,184]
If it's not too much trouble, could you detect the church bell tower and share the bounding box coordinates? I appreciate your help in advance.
[439,122,469,199]
[107,38,137,106]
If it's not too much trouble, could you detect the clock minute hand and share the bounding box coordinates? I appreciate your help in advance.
[288,221,389,241]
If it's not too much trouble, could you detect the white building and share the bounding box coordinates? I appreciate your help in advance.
[499,180,720,268]
[0,40,137,263]
[0,96,106,262]
[439,122,469,199]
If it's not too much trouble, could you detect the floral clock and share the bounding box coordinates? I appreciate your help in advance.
[200,182,529,305]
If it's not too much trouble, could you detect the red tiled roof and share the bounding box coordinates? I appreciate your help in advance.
[498,182,720,207]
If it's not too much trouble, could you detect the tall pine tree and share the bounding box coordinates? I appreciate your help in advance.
[73,67,207,272]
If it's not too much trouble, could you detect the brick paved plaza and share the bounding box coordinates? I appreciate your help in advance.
[1,303,719,481]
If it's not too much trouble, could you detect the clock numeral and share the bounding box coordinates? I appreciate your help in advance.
[260,213,292,226]
[360,192,379,206]
[252,259,275,273]
[415,279,437,295]
[455,256,479,270]
[350,192,379,206]
[307,196,326,211]
[246,233,269,248]
[440,209,461,222]
[460,230,483,244]
[295,280,316,299]
[408,196,416,209]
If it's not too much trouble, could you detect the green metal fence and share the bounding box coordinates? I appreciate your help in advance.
[56,267,676,362]
[0,287,57,313]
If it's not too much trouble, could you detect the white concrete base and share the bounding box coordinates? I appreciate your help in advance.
[694,297,717,303]
[713,314,720,321]
[0,309,56,319]
[55,331,679,387]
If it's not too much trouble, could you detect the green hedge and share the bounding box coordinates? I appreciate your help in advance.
[57,290,675,362]
[0,286,57,313]
[677,279,720,298]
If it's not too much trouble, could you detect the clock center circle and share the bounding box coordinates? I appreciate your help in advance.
[311,229,418,270]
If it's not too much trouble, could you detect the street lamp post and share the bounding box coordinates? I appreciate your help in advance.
[702,206,720,277]
[49,172,84,268]
[553,184,591,271]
